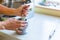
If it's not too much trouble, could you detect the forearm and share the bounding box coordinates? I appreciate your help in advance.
[0,4,18,16]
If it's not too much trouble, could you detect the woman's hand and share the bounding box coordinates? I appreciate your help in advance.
[16,5,30,16]
[0,18,27,30]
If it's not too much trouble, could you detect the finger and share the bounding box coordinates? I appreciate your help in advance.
[22,12,28,16]
[22,10,28,16]
[22,5,30,12]
[20,24,27,27]
[22,9,28,12]
[16,29,23,34]
[23,5,30,9]
[24,7,29,11]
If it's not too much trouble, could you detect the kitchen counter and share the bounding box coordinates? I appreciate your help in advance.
[35,4,60,17]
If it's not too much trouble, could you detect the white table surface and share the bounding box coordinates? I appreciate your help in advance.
[0,13,59,40]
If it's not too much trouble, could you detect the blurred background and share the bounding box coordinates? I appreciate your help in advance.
[0,0,60,40]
